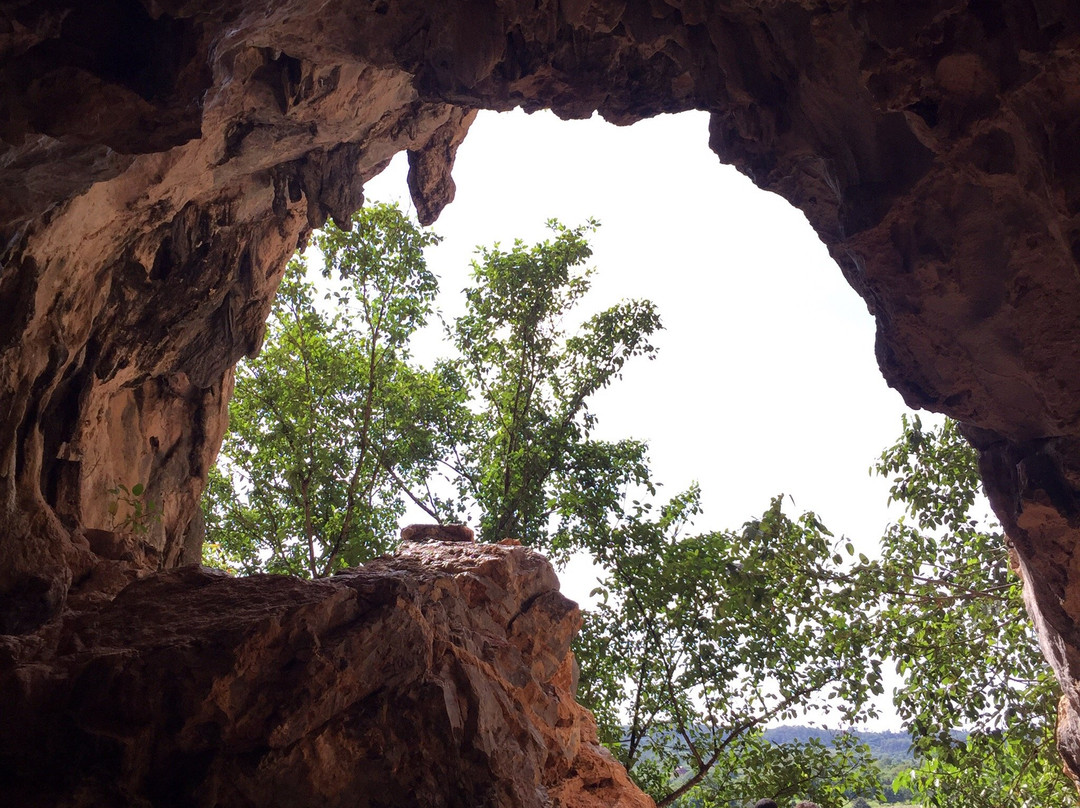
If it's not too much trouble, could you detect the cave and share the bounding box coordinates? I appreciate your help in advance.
[4,0,1080,804]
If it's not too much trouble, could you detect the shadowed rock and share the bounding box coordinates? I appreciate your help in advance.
[0,541,652,807]
[401,523,476,543]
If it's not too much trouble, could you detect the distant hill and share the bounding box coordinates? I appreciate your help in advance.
[763,725,914,760]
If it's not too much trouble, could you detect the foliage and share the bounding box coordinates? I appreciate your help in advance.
[679,732,880,808]
[203,202,456,578]
[203,206,1068,808]
[434,219,662,555]
[107,482,160,535]
[200,534,246,576]
[859,416,1071,807]
[202,213,886,805]
[577,490,883,806]
[402,218,884,805]
[759,730,915,804]
[872,757,915,804]
[662,416,1069,807]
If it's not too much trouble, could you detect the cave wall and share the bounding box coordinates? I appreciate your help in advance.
[6,0,1080,794]
[0,0,480,629]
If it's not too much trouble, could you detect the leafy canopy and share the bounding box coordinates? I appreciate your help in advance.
[439,219,662,553]
[859,416,1071,808]
[579,491,883,807]
[203,202,456,578]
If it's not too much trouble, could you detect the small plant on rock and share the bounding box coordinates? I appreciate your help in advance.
[108,482,160,535]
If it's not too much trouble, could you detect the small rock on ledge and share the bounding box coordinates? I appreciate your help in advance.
[400,522,476,543]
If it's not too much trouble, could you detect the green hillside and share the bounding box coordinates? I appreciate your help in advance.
[762,726,913,761]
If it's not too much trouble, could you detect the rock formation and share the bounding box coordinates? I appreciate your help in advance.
[5,0,1080,797]
[0,540,651,807]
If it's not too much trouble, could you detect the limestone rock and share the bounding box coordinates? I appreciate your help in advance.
[0,541,653,808]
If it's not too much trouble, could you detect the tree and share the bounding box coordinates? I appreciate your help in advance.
[861,416,1072,807]
[208,212,883,803]
[204,208,1068,808]
[423,219,884,806]
[432,218,663,555]
[636,416,1070,807]
[203,202,455,577]
[577,491,884,807]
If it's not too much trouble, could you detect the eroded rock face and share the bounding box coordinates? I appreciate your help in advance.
[6,0,1080,791]
[0,0,481,626]
[0,541,652,807]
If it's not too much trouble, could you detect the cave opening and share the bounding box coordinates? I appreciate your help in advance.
[359,107,917,552]
[6,1,1080,801]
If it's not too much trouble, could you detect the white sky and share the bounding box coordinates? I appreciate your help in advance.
[366,107,932,554]
[362,107,943,731]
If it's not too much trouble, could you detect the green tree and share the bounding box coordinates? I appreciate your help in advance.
[667,417,1069,808]
[862,416,1072,807]
[578,491,884,807]
[873,757,914,803]
[203,202,455,577]
[434,218,662,554]
[658,417,1069,806]
[203,207,1068,808]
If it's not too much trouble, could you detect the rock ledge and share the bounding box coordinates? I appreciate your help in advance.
[0,541,652,808]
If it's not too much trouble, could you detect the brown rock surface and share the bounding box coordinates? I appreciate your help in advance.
[401,522,476,543]
[0,541,652,808]
[6,0,1080,793]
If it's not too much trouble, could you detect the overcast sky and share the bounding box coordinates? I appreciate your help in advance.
[363,108,943,730]
[365,107,931,550]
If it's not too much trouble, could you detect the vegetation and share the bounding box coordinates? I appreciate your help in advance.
[204,205,1071,808]
[578,493,883,807]
[108,482,160,536]
[415,217,662,553]
[762,728,914,804]
[203,203,453,577]
[858,416,1071,807]
[675,417,1071,807]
